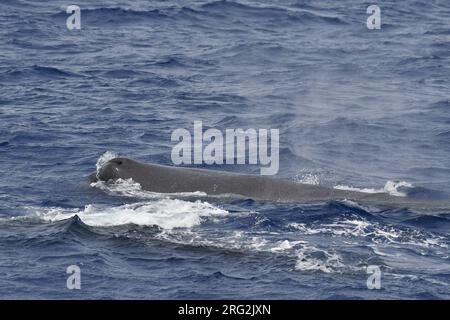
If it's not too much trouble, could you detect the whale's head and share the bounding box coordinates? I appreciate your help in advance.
[90,157,137,183]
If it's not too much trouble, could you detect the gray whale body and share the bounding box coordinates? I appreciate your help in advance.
[90,157,447,210]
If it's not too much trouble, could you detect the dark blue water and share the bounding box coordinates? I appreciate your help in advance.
[1,0,450,299]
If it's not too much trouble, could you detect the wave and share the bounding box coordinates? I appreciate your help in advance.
[295,245,344,273]
[0,65,82,82]
[100,69,147,79]
[32,198,227,230]
[49,1,347,28]
[155,228,349,273]
[52,7,169,25]
[6,199,448,275]
[7,152,444,277]
[0,214,99,247]
[288,217,448,250]
[200,0,346,25]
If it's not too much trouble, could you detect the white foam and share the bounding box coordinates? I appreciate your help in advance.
[288,218,447,249]
[383,180,413,197]
[156,226,346,273]
[90,178,207,200]
[33,199,228,229]
[294,173,320,185]
[287,223,321,235]
[295,245,344,273]
[270,239,306,252]
[334,180,413,197]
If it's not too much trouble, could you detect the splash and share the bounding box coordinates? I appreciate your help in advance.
[294,173,320,185]
[156,229,347,273]
[33,199,228,229]
[95,151,118,179]
[334,180,413,197]
[90,178,207,199]
[295,245,344,273]
[288,218,447,250]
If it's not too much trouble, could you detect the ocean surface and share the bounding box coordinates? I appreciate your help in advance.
[1,0,450,299]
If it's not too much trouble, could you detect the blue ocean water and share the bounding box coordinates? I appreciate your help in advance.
[0,0,450,299]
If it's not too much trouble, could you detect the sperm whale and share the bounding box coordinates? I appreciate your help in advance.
[90,157,448,211]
